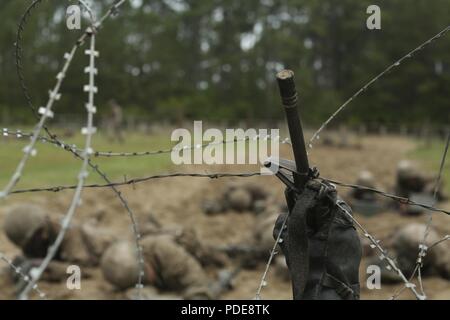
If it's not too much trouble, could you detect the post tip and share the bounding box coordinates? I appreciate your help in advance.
[276,70,297,106]
[276,70,295,81]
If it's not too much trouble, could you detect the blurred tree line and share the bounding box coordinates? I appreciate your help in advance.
[0,0,449,127]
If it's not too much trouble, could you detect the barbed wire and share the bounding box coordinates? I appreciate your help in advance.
[78,0,97,24]
[15,0,48,121]
[15,1,127,145]
[308,25,450,148]
[7,0,449,301]
[19,27,99,300]
[84,156,147,298]
[7,0,119,205]
[253,170,450,299]
[391,131,450,300]
[319,178,450,216]
[389,233,450,300]
[255,213,287,300]
[0,45,78,200]
[14,0,147,300]
[335,201,425,300]
[9,171,450,217]
[0,252,48,300]
[11,172,263,194]
[0,129,293,158]
[429,235,450,251]
[416,132,450,297]
[325,167,450,300]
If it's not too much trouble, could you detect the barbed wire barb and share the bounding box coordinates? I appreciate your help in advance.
[11,172,263,195]
[255,213,287,300]
[14,0,147,300]
[0,129,293,158]
[0,252,48,300]
[320,177,450,216]
[335,202,426,300]
[19,30,99,300]
[390,131,450,300]
[0,45,78,200]
[416,131,450,297]
[6,0,449,301]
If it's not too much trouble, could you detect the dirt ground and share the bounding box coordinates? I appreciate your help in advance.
[0,134,449,300]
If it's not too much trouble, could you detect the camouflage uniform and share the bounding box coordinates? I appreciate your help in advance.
[101,236,213,299]
[367,223,450,283]
[351,171,377,201]
[171,227,228,268]
[139,221,228,268]
[395,161,429,198]
[216,207,289,282]
[3,204,116,278]
[202,182,268,214]
[395,160,447,215]
[391,224,449,279]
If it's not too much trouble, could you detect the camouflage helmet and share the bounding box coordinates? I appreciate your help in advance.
[392,223,440,271]
[226,188,252,212]
[393,223,440,249]
[101,241,140,290]
[356,170,375,188]
[397,160,417,178]
[3,204,47,248]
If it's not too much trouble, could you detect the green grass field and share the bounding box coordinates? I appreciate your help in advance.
[0,129,175,190]
[1,131,448,194]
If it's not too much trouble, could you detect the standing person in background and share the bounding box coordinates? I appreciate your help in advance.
[107,99,125,144]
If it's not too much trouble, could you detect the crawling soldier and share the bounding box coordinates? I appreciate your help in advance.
[3,204,116,282]
[101,235,219,300]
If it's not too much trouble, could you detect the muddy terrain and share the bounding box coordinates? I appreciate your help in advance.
[0,135,449,300]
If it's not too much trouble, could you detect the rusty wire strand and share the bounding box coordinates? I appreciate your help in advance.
[11,172,263,194]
